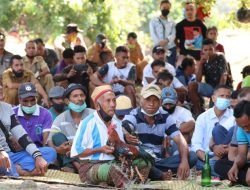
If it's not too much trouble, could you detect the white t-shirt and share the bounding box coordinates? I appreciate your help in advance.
[168,106,194,128]
[142,61,176,86]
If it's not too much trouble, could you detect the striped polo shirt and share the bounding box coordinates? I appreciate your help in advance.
[122,108,180,157]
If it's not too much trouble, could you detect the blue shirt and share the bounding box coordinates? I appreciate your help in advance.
[237,127,250,145]
[176,67,196,86]
[122,108,180,157]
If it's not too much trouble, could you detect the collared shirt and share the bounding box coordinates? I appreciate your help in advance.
[47,108,94,142]
[71,111,124,160]
[122,108,180,157]
[0,50,13,75]
[22,56,49,74]
[142,61,176,86]
[149,17,176,49]
[191,107,234,154]
[13,105,52,147]
[2,68,36,105]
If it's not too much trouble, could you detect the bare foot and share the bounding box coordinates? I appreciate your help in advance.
[72,161,80,173]
[15,165,43,176]
[61,166,75,173]
[162,170,172,180]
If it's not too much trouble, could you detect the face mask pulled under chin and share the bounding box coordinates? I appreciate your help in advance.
[98,104,113,122]
[141,108,160,117]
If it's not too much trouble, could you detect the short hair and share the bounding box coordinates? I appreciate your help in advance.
[62,48,74,59]
[156,69,173,83]
[203,38,215,46]
[160,0,171,6]
[73,45,86,54]
[115,46,128,54]
[53,74,68,82]
[180,56,195,70]
[151,60,165,69]
[238,87,250,99]
[100,51,113,62]
[34,38,44,45]
[127,32,137,39]
[234,100,250,118]
[10,55,22,66]
[207,26,218,34]
[26,40,36,46]
[213,84,232,94]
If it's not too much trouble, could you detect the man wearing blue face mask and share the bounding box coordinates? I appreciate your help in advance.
[191,85,234,176]
[14,82,53,148]
[47,83,94,173]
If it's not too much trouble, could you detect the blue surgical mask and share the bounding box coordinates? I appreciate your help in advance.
[68,102,86,113]
[141,108,160,117]
[21,104,37,114]
[215,97,230,111]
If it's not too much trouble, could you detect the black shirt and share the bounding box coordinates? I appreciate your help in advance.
[176,19,207,60]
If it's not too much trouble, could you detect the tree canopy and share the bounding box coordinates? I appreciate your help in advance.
[0,0,249,48]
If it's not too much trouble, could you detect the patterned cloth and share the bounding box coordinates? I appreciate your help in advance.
[79,158,151,188]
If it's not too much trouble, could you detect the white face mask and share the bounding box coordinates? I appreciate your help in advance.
[141,108,160,117]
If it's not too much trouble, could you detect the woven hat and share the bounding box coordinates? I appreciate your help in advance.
[115,95,133,116]
[91,85,113,103]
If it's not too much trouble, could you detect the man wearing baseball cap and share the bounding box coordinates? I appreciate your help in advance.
[48,86,67,121]
[47,83,94,173]
[13,82,53,148]
[122,84,197,180]
[161,87,195,150]
[142,45,176,86]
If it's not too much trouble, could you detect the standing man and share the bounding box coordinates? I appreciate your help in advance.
[47,84,94,173]
[90,46,136,107]
[0,32,13,78]
[2,55,49,106]
[34,38,59,75]
[23,40,54,94]
[149,0,176,66]
[176,2,207,61]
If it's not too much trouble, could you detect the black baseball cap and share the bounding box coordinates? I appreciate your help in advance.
[18,82,37,99]
[152,45,165,54]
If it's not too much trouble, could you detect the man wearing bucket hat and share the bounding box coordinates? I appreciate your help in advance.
[47,83,94,173]
[72,85,151,187]
[48,86,67,121]
[122,84,197,180]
